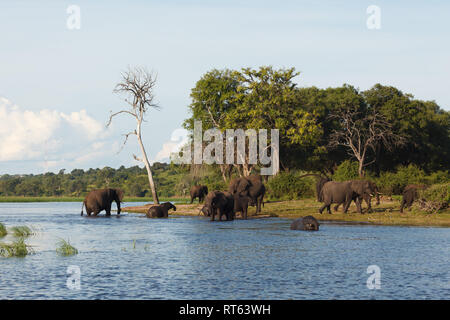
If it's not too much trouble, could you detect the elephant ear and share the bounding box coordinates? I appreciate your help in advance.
[116,189,124,202]
[237,178,250,194]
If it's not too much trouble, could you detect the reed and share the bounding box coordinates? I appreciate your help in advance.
[56,238,78,256]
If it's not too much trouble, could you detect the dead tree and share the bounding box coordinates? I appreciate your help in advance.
[107,66,160,204]
[328,106,405,177]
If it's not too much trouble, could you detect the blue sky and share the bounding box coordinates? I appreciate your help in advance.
[1,0,449,174]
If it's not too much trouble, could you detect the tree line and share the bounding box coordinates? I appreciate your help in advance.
[183,66,450,179]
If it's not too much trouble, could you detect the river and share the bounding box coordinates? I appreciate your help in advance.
[0,202,449,299]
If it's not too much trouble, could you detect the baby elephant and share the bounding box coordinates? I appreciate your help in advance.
[146,202,176,218]
[233,193,251,220]
[290,216,320,231]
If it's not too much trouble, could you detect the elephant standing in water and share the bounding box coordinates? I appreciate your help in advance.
[228,174,265,214]
[147,202,176,218]
[202,191,235,221]
[81,188,124,216]
[190,185,208,204]
[290,216,320,231]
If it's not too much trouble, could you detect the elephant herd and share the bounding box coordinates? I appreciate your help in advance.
[79,175,422,231]
[197,174,266,221]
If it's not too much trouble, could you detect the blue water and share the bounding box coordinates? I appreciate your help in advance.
[0,202,449,299]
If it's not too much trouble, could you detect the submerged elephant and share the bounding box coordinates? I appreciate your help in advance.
[146,202,176,218]
[228,174,265,214]
[202,191,234,221]
[400,184,427,213]
[190,185,208,204]
[81,188,124,216]
[290,216,320,231]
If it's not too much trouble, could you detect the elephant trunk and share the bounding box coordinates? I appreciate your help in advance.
[80,201,84,216]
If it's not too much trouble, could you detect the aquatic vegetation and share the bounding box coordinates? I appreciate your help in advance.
[56,239,78,256]
[0,223,7,237]
[11,226,34,238]
[0,238,31,257]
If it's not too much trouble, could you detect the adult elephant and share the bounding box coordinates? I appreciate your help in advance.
[190,185,208,204]
[290,216,320,231]
[202,191,234,221]
[81,188,124,216]
[147,202,176,218]
[233,194,252,220]
[228,174,265,214]
[400,184,427,213]
[334,180,381,213]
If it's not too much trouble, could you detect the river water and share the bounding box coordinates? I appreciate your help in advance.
[0,202,449,299]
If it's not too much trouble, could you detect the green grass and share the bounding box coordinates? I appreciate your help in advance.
[0,223,7,237]
[11,226,34,237]
[0,196,190,203]
[0,238,31,257]
[56,239,78,256]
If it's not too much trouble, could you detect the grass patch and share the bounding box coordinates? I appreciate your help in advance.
[56,238,78,256]
[0,238,32,257]
[0,223,7,237]
[11,226,34,237]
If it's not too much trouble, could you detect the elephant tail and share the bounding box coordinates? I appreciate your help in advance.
[80,201,85,216]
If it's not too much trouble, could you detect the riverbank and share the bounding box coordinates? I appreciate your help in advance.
[0,196,189,203]
[123,198,450,227]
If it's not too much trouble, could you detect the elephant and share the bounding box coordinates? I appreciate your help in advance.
[190,185,208,204]
[202,191,235,221]
[400,184,427,213]
[81,188,124,216]
[290,216,320,231]
[233,193,252,220]
[228,174,265,214]
[318,180,374,214]
[334,180,381,213]
[146,202,176,218]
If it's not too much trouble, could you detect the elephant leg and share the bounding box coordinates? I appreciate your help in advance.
[218,209,223,221]
[334,204,340,212]
[190,196,194,204]
[319,203,327,214]
[400,199,405,213]
[243,207,248,220]
[355,198,363,214]
[326,205,331,214]
[105,204,112,216]
[343,198,352,214]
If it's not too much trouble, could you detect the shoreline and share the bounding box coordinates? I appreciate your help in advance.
[122,200,450,228]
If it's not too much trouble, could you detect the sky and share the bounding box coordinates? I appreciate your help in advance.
[1,0,449,174]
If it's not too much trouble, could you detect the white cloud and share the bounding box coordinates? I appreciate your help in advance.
[0,97,107,162]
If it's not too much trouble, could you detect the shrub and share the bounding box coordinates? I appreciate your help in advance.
[267,172,314,200]
[418,183,450,213]
[333,160,360,181]
[375,164,433,195]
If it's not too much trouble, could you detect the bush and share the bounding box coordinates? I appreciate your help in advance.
[418,183,450,212]
[375,164,435,195]
[333,160,360,181]
[267,172,314,200]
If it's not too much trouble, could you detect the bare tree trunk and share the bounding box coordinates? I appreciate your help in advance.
[137,122,159,204]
